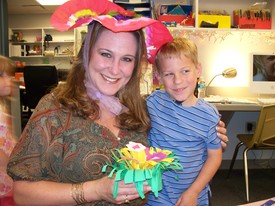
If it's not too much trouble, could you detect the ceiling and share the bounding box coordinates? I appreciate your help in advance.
[8,0,58,15]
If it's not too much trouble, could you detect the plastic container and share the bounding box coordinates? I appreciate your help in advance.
[197,77,206,98]
[198,14,231,28]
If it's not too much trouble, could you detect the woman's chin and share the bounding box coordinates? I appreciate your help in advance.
[100,89,119,97]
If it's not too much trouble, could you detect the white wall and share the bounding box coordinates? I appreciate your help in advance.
[9,14,52,28]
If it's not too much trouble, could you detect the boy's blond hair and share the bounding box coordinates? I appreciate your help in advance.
[154,37,199,72]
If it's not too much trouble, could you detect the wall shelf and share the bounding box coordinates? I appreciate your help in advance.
[9,27,77,58]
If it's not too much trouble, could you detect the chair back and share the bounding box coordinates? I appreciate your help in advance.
[23,65,58,110]
[252,104,275,147]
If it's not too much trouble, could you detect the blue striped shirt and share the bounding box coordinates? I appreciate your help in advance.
[146,90,221,206]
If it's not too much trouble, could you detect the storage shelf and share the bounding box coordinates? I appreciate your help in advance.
[9,27,78,58]
[153,0,274,31]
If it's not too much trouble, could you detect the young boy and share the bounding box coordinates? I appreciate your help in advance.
[146,38,222,206]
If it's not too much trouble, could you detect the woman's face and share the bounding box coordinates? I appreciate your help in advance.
[88,29,137,96]
[262,55,275,81]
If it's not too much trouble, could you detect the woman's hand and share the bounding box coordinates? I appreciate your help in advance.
[92,176,151,204]
[216,120,228,149]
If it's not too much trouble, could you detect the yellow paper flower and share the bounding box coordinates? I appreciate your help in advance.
[117,141,175,170]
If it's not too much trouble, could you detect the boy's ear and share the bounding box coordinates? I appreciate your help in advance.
[197,63,202,77]
[156,70,163,83]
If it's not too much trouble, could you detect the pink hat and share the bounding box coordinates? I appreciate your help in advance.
[50,0,173,64]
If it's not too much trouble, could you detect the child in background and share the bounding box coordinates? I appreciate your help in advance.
[0,55,17,206]
[146,38,222,206]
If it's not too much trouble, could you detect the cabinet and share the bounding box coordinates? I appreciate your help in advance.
[9,27,76,58]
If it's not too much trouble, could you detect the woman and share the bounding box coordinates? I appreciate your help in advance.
[7,0,228,205]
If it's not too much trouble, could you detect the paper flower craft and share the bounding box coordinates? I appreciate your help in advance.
[102,141,183,199]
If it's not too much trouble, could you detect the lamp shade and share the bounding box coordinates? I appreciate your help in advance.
[205,67,237,97]
[222,67,237,78]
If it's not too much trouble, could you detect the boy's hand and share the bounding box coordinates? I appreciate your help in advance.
[175,190,198,206]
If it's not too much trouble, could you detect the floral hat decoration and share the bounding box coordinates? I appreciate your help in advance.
[50,0,173,64]
[102,142,183,199]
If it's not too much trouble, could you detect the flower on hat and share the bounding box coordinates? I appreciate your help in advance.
[50,0,173,64]
[50,0,138,32]
[102,141,183,199]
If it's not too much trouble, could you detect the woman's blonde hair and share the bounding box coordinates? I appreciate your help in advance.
[53,22,150,132]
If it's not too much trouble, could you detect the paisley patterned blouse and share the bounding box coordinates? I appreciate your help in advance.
[7,94,148,205]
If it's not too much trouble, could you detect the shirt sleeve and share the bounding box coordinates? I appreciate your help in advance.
[7,95,54,182]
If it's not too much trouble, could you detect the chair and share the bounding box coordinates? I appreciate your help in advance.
[57,68,69,81]
[23,65,58,117]
[227,104,275,203]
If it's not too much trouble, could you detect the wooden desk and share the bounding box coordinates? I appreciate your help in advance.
[214,103,262,111]
[212,103,262,125]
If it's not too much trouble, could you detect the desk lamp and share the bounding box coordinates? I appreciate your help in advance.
[205,67,237,97]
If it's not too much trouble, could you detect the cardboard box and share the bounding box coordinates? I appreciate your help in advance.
[157,4,194,26]
[233,14,272,29]
[10,45,22,57]
[158,5,192,15]
[158,15,194,26]
[198,15,231,28]
[15,72,25,86]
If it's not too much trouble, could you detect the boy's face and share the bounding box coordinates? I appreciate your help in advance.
[157,54,201,106]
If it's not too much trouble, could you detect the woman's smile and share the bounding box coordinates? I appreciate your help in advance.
[101,74,120,84]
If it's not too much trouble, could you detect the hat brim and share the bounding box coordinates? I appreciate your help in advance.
[50,0,130,32]
[50,0,173,64]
